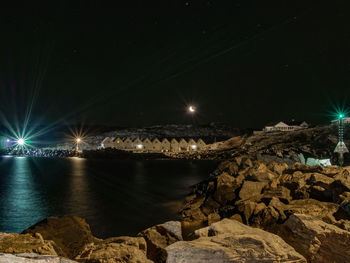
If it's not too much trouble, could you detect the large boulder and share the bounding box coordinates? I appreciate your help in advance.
[0,232,59,255]
[137,221,182,263]
[0,253,77,262]
[166,219,306,263]
[75,236,152,263]
[22,216,99,259]
[279,214,350,263]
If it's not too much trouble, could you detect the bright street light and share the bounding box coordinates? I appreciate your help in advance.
[76,137,82,143]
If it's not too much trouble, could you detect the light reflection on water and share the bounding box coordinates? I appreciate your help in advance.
[0,157,218,238]
[0,157,49,233]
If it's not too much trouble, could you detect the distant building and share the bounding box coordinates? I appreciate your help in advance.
[152,138,162,152]
[331,117,350,125]
[179,138,188,151]
[197,138,206,150]
[188,138,197,151]
[101,137,114,148]
[114,137,123,149]
[161,138,171,152]
[142,138,153,151]
[264,120,308,132]
[123,138,133,150]
[133,138,143,151]
[170,138,179,152]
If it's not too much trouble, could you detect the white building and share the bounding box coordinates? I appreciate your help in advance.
[264,121,308,132]
[331,117,350,125]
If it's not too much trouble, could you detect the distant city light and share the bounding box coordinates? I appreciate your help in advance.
[17,138,25,146]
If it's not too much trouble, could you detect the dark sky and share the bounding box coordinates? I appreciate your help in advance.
[0,1,350,129]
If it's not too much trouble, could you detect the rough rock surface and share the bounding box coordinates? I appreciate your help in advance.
[181,158,350,230]
[166,219,306,263]
[0,253,77,262]
[22,216,100,259]
[279,214,350,263]
[0,233,59,255]
[137,221,182,262]
[75,236,152,263]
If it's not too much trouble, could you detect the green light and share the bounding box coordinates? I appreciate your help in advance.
[339,114,344,119]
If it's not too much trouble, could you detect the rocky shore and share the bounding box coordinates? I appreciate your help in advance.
[1,153,350,262]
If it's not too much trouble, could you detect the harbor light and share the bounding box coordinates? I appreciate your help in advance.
[17,138,25,146]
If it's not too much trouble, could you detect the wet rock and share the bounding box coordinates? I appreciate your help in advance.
[75,236,152,263]
[0,253,77,262]
[137,221,182,262]
[23,216,99,259]
[166,219,306,263]
[0,233,59,255]
[280,214,350,263]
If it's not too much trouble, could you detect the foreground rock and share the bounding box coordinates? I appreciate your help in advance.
[166,219,306,263]
[0,233,58,255]
[22,216,100,259]
[75,236,152,263]
[278,214,350,263]
[138,221,182,262]
[0,253,77,262]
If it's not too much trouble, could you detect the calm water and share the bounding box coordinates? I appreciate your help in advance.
[0,156,217,238]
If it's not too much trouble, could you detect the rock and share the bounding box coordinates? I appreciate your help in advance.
[181,196,207,222]
[236,200,257,224]
[238,181,267,200]
[166,219,306,263]
[285,199,339,222]
[267,161,289,175]
[207,213,221,225]
[213,172,240,205]
[137,221,182,262]
[23,216,99,259]
[229,214,243,223]
[279,214,350,263]
[246,162,278,182]
[262,186,291,203]
[75,236,152,263]
[0,233,59,255]
[307,173,335,188]
[0,253,77,262]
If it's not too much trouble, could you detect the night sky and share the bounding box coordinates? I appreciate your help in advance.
[1,1,350,129]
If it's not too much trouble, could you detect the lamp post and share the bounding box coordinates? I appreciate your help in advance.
[334,114,348,166]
